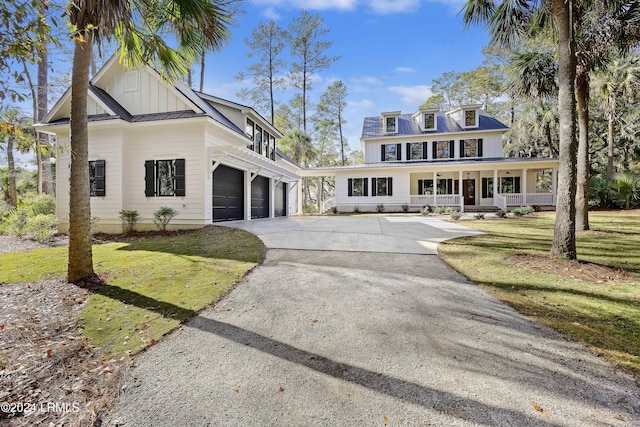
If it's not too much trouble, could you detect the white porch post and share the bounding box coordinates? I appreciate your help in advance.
[433,171,438,207]
[458,170,464,213]
[493,169,499,206]
[297,178,303,214]
[551,168,557,205]
[245,170,252,221]
[522,168,528,206]
[269,178,275,218]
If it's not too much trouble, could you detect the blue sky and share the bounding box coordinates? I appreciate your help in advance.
[201,0,491,152]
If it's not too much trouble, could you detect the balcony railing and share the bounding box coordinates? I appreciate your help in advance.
[409,193,554,208]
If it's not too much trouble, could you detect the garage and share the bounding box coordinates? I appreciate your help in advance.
[251,175,270,219]
[213,165,244,222]
[275,182,288,217]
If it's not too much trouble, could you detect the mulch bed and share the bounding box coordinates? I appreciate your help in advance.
[508,253,632,283]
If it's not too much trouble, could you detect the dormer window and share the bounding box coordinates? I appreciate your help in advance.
[385,117,397,133]
[464,110,477,127]
[424,113,435,130]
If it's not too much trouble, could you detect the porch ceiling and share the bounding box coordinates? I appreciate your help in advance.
[208,146,300,182]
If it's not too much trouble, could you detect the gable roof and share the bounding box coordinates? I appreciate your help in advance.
[361,110,508,139]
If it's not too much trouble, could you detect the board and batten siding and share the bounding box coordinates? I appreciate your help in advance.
[334,171,410,211]
[55,127,125,233]
[98,66,191,116]
[123,121,207,229]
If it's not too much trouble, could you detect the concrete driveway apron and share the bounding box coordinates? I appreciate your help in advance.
[109,216,640,427]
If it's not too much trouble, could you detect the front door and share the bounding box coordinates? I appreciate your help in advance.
[463,179,475,205]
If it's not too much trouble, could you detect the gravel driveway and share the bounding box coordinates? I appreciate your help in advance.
[109,248,640,426]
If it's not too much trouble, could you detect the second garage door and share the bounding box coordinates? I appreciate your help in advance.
[213,165,244,222]
[251,175,270,219]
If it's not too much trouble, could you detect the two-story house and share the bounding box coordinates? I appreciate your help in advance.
[36,55,301,233]
[302,105,558,212]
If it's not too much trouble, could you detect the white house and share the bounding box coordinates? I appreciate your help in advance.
[37,55,301,233]
[300,105,559,212]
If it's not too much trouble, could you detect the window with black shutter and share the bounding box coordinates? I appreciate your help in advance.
[144,159,186,197]
[89,160,105,197]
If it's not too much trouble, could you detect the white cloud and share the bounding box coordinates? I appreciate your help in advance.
[349,99,376,109]
[368,0,421,14]
[388,85,434,107]
[263,7,281,20]
[394,67,416,73]
[251,0,357,12]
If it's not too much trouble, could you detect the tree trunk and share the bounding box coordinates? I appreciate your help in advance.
[7,136,17,207]
[575,69,590,231]
[607,110,615,179]
[68,36,95,282]
[199,52,205,92]
[550,0,577,260]
[38,46,54,195]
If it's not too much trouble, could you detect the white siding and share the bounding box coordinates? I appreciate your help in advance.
[334,170,410,212]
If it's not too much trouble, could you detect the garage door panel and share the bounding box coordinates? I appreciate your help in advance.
[251,175,269,219]
[213,165,244,222]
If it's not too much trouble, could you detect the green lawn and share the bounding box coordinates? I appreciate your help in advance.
[439,211,640,376]
[0,226,265,356]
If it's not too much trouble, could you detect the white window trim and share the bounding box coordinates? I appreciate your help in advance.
[384,116,398,134]
[423,113,436,131]
[463,109,479,128]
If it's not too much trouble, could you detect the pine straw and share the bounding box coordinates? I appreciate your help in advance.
[0,279,130,426]
[507,254,632,283]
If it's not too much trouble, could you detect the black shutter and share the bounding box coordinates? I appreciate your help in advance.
[94,160,106,197]
[406,143,411,160]
[381,145,386,161]
[348,178,353,197]
[423,141,428,159]
[174,158,185,196]
[478,138,483,157]
[449,140,455,158]
[460,140,465,158]
[371,178,377,197]
[418,180,423,195]
[515,177,521,193]
[388,177,393,196]
[145,160,155,197]
[363,178,368,196]
[432,141,437,159]
[452,179,457,195]
[396,144,402,160]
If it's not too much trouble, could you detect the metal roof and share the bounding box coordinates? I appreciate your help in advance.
[361,110,508,139]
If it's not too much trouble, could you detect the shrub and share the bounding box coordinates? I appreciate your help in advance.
[450,210,462,221]
[474,213,485,220]
[119,209,140,234]
[401,204,409,213]
[302,204,318,214]
[27,214,57,243]
[512,205,535,216]
[424,205,433,214]
[611,171,640,209]
[434,206,446,214]
[21,194,55,216]
[421,206,431,216]
[0,200,13,219]
[376,204,385,213]
[353,205,360,213]
[589,176,614,208]
[5,209,30,236]
[331,206,338,214]
[153,206,179,231]
[496,209,508,218]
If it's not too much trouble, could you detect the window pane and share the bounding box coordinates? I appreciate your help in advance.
[385,144,398,161]
[482,178,493,198]
[422,179,433,195]
[463,139,478,157]
[385,117,396,133]
[352,178,364,196]
[465,110,476,127]
[158,160,175,196]
[436,141,449,159]
[255,125,263,154]
[437,179,451,195]
[424,113,434,129]
[500,177,514,194]
[246,119,254,139]
[409,143,423,160]
[376,178,388,196]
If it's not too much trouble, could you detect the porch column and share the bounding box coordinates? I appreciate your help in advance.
[493,169,499,206]
[433,171,438,207]
[551,168,557,205]
[459,170,464,213]
[269,178,275,218]
[297,178,303,214]
[522,168,528,206]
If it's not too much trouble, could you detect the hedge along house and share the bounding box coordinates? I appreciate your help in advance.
[300,105,558,212]
[36,55,301,233]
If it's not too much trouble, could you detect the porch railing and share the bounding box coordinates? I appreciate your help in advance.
[526,193,554,205]
[410,195,460,206]
[495,194,507,210]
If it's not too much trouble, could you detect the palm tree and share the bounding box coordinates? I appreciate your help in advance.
[463,0,579,259]
[66,0,234,282]
[279,129,317,207]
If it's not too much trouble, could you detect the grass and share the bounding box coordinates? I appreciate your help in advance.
[0,226,265,357]
[439,210,640,376]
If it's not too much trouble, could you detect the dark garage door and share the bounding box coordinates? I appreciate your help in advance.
[275,182,287,217]
[251,175,270,219]
[213,165,244,221]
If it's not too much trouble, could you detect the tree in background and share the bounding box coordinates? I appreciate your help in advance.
[65,0,235,282]
[314,80,348,165]
[279,128,316,207]
[0,108,34,207]
[236,21,288,125]
[288,10,340,132]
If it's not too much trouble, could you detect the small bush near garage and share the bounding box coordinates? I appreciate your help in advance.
[401,204,409,213]
[153,206,179,231]
[450,210,462,221]
[474,213,486,220]
[421,205,432,216]
[27,214,58,243]
[376,204,385,213]
[331,206,338,214]
[512,205,535,216]
[496,209,508,218]
[119,210,140,234]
